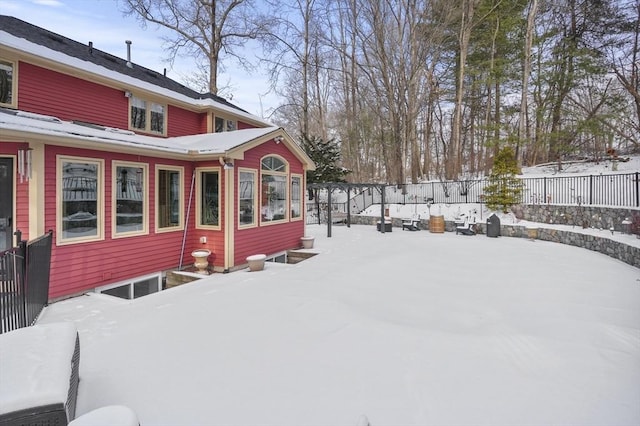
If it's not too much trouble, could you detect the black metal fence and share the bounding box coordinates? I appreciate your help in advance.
[307,173,639,221]
[0,231,53,334]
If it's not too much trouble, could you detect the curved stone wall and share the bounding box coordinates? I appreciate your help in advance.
[348,210,640,269]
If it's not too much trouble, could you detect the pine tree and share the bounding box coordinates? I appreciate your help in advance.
[299,134,350,184]
[484,146,523,213]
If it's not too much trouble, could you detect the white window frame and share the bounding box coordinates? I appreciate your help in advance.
[112,161,148,238]
[195,166,222,230]
[290,174,303,221]
[260,155,289,225]
[56,155,105,245]
[129,95,167,135]
[238,168,257,229]
[155,165,184,233]
[213,115,237,133]
[96,272,162,300]
[0,58,17,108]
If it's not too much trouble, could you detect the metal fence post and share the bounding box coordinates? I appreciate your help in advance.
[636,172,640,207]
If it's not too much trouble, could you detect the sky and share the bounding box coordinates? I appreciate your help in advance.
[0,0,276,117]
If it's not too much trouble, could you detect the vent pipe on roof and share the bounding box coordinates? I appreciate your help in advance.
[88,41,93,54]
[164,68,166,77]
[125,40,133,68]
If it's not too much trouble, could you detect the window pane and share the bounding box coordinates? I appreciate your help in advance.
[158,169,180,228]
[226,120,237,131]
[131,97,146,130]
[239,171,255,226]
[150,102,164,133]
[261,156,286,172]
[62,162,98,239]
[215,117,224,133]
[134,276,159,298]
[115,165,144,234]
[0,60,13,105]
[200,171,219,226]
[291,176,301,218]
[261,174,286,221]
[102,285,131,300]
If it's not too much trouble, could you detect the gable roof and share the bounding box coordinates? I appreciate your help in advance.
[0,15,271,126]
[0,108,315,169]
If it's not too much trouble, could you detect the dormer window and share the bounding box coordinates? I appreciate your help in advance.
[129,95,166,135]
[0,59,16,108]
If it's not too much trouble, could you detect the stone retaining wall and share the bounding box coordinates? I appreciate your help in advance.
[516,204,639,232]
[347,214,640,269]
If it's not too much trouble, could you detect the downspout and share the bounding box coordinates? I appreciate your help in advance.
[179,170,196,270]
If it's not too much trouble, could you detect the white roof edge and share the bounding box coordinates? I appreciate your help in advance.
[0,110,284,156]
[0,30,274,127]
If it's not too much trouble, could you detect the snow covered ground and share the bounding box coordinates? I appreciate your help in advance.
[38,224,640,426]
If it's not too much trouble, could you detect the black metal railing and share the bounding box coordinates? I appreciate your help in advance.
[0,230,53,334]
[306,173,639,222]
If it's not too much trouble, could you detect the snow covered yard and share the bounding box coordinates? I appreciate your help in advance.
[39,224,640,426]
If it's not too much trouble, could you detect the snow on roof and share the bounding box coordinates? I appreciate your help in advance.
[0,29,273,127]
[0,109,279,156]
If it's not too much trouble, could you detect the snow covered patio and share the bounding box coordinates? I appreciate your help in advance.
[38,224,640,426]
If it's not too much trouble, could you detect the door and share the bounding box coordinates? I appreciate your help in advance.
[0,158,13,251]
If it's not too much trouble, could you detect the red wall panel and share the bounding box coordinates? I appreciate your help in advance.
[167,105,208,137]
[18,63,129,129]
[18,62,211,138]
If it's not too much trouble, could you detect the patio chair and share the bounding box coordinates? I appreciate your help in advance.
[402,214,421,231]
[456,219,477,236]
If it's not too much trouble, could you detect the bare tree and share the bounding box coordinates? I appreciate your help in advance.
[121,0,268,95]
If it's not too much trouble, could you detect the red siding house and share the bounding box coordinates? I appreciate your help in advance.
[0,16,315,300]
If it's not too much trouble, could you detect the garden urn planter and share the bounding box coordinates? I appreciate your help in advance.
[301,236,315,249]
[246,254,267,272]
[191,249,211,274]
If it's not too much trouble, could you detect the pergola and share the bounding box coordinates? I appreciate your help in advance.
[307,182,390,237]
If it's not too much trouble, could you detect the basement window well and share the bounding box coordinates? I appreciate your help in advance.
[97,273,162,300]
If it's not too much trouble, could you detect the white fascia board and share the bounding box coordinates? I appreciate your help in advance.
[0,110,280,157]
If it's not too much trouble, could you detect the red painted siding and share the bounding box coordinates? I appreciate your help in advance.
[18,62,211,138]
[18,63,129,129]
[0,142,30,241]
[237,120,256,130]
[167,105,208,137]
[232,139,305,266]
[44,144,206,298]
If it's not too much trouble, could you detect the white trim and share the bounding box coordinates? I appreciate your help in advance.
[56,155,105,246]
[96,272,162,300]
[155,165,185,233]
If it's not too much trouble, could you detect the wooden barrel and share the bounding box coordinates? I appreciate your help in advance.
[429,215,445,233]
